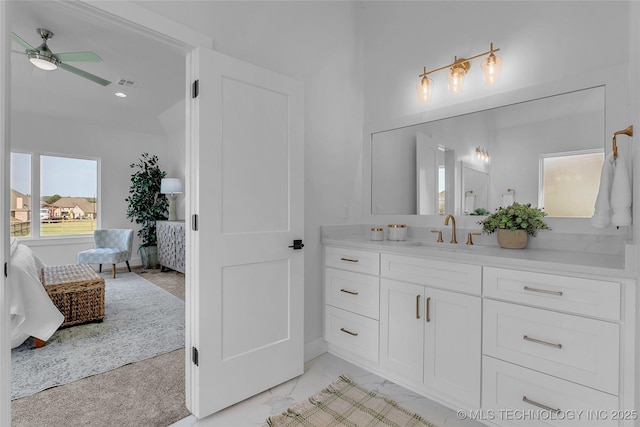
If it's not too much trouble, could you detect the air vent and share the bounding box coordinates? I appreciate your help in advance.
[117,78,143,89]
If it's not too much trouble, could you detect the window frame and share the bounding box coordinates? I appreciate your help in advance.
[10,150,101,241]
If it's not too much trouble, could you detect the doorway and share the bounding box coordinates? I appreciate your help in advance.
[3,1,193,423]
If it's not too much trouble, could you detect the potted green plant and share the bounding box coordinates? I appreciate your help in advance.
[125,153,168,268]
[478,202,549,249]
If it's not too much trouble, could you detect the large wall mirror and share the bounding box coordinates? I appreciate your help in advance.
[370,85,605,217]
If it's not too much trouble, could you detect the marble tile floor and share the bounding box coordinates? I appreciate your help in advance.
[171,352,485,427]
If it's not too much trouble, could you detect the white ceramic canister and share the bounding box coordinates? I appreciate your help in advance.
[370,227,384,241]
[387,224,407,241]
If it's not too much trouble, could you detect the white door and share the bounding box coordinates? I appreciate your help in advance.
[187,48,304,418]
[423,287,481,408]
[379,278,424,384]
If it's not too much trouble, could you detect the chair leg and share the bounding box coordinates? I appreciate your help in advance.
[126,261,131,272]
[99,264,102,273]
[112,264,116,279]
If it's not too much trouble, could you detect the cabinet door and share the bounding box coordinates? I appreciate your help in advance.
[379,279,424,384]
[423,287,481,408]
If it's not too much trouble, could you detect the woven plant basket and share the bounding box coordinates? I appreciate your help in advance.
[496,229,528,249]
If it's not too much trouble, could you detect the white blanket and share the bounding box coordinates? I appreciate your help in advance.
[10,243,64,348]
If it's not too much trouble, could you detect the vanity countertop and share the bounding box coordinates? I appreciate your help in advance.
[322,234,637,279]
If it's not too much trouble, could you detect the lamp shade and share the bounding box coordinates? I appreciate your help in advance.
[161,178,183,194]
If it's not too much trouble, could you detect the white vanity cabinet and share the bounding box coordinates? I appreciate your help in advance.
[324,247,380,363]
[482,267,630,427]
[323,240,636,426]
[379,254,482,409]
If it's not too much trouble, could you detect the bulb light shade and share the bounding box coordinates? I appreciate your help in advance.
[28,52,59,70]
[482,52,503,84]
[448,66,466,94]
[416,75,433,104]
[161,178,183,195]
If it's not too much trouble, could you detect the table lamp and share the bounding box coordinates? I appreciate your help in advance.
[161,178,183,221]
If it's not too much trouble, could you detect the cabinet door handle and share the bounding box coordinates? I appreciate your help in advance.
[340,257,359,263]
[340,289,359,296]
[340,327,358,336]
[416,295,420,319]
[523,335,562,349]
[425,297,431,323]
[523,286,563,296]
[522,396,561,413]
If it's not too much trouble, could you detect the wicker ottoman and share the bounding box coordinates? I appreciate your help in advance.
[41,263,105,329]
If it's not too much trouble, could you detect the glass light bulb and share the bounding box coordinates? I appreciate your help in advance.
[448,67,465,94]
[416,76,432,104]
[482,53,503,84]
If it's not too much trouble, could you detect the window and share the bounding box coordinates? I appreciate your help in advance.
[10,152,99,238]
[540,150,604,217]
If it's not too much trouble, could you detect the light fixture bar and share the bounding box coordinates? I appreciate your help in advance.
[417,42,502,102]
[418,44,501,78]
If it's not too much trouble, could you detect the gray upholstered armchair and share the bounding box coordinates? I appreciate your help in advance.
[77,229,133,278]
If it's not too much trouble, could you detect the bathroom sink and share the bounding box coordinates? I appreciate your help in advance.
[403,240,479,250]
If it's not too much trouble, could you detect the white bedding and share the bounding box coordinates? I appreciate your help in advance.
[9,242,64,348]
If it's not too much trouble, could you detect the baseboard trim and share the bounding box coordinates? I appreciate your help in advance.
[304,338,327,362]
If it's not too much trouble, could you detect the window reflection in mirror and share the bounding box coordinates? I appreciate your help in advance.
[370,85,605,217]
[539,150,604,217]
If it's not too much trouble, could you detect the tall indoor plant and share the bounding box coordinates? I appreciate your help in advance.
[125,153,168,268]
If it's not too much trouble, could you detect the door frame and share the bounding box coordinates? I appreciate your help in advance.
[0,1,212,421]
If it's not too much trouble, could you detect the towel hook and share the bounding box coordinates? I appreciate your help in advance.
[612,125,633,159]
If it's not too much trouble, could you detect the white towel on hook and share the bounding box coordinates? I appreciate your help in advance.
[611,155,632,227]
[501,193,514,207]
[591,152,615,228]
[464,194,475,214]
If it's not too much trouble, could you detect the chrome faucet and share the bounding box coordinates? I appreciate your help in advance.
[444,215,457,244]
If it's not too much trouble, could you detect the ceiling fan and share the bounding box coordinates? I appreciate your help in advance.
[12,28,111,86]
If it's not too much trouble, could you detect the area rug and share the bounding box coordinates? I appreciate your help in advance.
[11,272,185,400]
[265,375,437,427]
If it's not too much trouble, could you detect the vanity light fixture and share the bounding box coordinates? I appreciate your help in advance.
[417,43,502,104]
[476,146,490,163]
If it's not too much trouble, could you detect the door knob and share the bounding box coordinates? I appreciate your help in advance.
[288,239,304,250]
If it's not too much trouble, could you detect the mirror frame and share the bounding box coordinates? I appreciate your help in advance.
[362,64,630,235]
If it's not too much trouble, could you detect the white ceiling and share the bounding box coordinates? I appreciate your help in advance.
[10,1,186,136]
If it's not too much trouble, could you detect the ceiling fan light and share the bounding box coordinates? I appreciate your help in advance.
[28,52,59,71]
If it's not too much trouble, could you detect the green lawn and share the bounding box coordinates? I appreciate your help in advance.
[11,220,97,237]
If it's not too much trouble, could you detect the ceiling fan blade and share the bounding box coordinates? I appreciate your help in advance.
[56,51,103,62]
[59,62,111,86]
[11,32,35,51]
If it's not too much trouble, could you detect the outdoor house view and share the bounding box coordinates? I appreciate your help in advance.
[10,153,98,237]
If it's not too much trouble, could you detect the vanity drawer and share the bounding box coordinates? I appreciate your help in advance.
[483,267,620,321]
[483,357,618,427]
[325,268,379,319]
[325,246,380,275]
[484,299,619,394]
[380,253,481,295]
[325,305,379,363]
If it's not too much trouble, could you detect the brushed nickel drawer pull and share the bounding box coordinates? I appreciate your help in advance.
[340,257,359,263]
[523,335,562,349]
[340,289,359,296]
[522,396,561,413]
[416,295,420,319]
[340,327,358,336]
[523,286,563,296]
[426,297,431,323]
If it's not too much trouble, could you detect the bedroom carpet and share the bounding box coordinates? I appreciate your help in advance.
[11,268,189,427]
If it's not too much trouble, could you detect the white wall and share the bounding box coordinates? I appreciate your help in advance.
[362,1,628,125]
[11,112,171,265]
[136,1,365,350]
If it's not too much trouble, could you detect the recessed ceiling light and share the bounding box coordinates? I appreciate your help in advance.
[115,92,127,98]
